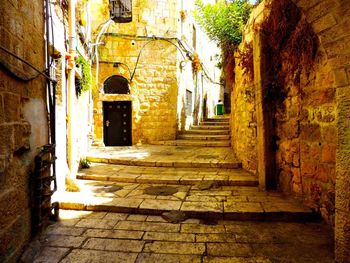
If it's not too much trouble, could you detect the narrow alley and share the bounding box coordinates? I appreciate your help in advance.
[21,117,333,262]
[1,0,350,262]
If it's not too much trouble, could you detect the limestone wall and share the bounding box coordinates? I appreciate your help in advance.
[276,45,336,223]
[231,1,336,223]
[91,0,221,143]
[91,0,178,144]
[0,0,48,261]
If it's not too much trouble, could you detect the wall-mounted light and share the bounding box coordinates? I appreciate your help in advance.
[180,60,187,69]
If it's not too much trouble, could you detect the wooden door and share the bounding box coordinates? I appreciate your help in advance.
[103,101,132,146]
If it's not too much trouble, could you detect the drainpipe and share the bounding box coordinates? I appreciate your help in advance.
[67,0,78,176]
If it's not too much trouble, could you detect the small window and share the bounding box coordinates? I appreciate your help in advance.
[186,90,193,116]
[109,0,132,23]
[104,75,130,94]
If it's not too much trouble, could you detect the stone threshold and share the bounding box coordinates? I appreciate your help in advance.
[87,156,239,168]
[150,140,231,148]
[177,134,231,141]
[55,182,318,223]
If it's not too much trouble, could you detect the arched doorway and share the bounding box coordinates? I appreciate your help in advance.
[103,75,132,146]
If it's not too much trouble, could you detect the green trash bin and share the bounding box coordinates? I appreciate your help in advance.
[216,101,224,115]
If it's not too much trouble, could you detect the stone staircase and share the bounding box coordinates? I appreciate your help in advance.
[55,116,316,222]
[152,117,231,147]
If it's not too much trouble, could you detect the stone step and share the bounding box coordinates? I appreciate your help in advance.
[205,118,230,122]
[55,181,317,222]
[87,155,239,168]
[77,163,257,186]
[191,125,230,130]
[200,121,230,126]
[150,140,231,148]
[177,134,230,141]
[181,129,230,135]
[87,146,240,169]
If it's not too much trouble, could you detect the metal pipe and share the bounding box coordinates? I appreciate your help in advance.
[67,0,77,174]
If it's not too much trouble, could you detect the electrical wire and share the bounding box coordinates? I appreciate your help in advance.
[0,45,54,82]
[130,38,186,82]
[99,32,222,86]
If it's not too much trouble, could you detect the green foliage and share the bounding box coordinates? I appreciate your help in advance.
[193,0,252,47]
[76,55,92,96]
[80,158,91,169]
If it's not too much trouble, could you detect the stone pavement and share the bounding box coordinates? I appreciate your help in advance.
[21,210,334,263]
[87,145,241,168]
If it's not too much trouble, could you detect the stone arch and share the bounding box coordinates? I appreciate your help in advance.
[261,0,349,261]
[103,75,130,94]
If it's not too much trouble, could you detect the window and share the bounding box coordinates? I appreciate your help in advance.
[104,75,130,94]
[109,0,132,23]
[186,90,193,116]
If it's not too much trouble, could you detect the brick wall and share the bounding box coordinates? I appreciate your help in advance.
[0,0,47,262]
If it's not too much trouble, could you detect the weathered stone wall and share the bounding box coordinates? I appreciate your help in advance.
[276,45,336,224]
[230,4,265,172]
[232,0,337,220]
[0,0,48,261]
[232,0,350,259]
[91,0,179,144]
[231,57,257,173]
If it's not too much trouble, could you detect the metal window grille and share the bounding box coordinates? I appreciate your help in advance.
[109,0,132,23]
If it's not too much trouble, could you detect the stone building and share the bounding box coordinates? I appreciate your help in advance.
[90,0,221,146]
[0,0,49,261]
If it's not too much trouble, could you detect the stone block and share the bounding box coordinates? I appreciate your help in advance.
[0,124,14,155]
[61,249,138,263]
[83,238,145,252]
[306,0,339,23]
[143,241,205,255]
[206,243,253,257]
[334,68,349,87]
[312,13,337,34]
[0,94,4,124]
[3,92,20,122]
[300,123,321,141]
[321,144,336,163]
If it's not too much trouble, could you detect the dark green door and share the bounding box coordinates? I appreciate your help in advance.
[103,101,132,146]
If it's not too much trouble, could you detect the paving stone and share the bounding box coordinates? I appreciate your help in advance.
[125,214,147,221]
[137,253,201,263]
[115,220,180,232]
[143,231,195,242]
[43,235,86,248]
[84,229,144,239]
[207,243,254,257]
[33,247,69,263]
[75,219,118,229]
[143,241,205,255]
[45,226,86,236]
[103,212,129,220]
[224,202,264,213]
[83,237,145,252]
[146,215,168,222]
[196,233,236,243]
[181,223,226,234]
[181,201,223,213]
[140,199,182,210]
[61,249,138,263]
[203,256,272,263]
[261,202,312,213]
